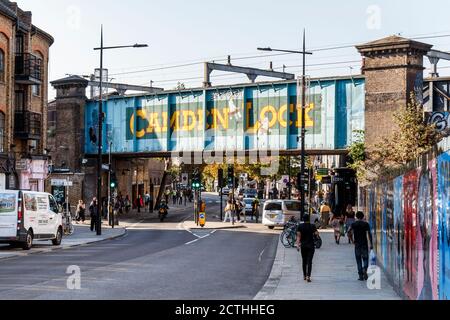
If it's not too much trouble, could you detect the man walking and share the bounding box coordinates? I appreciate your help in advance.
[296,214,320,283]
[320,202,331,229]
[89,197,99,233]
[349,211,374,281]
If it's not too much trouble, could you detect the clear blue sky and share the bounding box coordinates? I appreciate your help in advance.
[17,0,450,99]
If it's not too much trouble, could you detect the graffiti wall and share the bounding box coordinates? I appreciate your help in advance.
[85,77,365,155]
[362,137,450,300]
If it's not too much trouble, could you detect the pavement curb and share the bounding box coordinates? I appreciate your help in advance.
[254,235,284,300]
[0,227,127,262]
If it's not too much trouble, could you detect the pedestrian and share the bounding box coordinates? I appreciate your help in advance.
[173,190,177,205]
[125,195,131,214]
[148,192,153,213]
[165,189,170,204]
[345,205,356,244]
[252,198,260,222]
[183,189,188,206]
[331,214,342,245]
[234,198,241,222]
[296,214,320,283]
[223,200,234,223]
[320,202,331,229]
[89,197,99,232]
[76,200,86,224]
[144,191,150,212]
[178,190,183,205]
[348,211,374,281]
[137,194,143,213]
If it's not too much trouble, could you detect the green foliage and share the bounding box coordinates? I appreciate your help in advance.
[364,94,442,182]
[347,130,366,181]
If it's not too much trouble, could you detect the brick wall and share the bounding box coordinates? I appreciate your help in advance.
[357,36,432,148]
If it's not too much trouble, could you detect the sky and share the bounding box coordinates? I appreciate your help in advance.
[15,0,450,99]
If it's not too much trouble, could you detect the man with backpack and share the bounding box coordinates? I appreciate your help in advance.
[349,211,374,281]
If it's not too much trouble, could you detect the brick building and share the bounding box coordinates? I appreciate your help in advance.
[0,0,53,191]
[47,75,165,210]
[357,35,433,148]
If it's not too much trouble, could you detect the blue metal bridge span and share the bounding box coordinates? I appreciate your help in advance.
[84,75,365,156]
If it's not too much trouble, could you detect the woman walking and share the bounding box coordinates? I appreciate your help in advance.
[223,200,234,223]
[76,200,86,224]
[331,215,343,245]
[345,205,356,244]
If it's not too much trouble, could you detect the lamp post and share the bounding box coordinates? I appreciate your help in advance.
[94,25,148,236]
[258,29,312,219]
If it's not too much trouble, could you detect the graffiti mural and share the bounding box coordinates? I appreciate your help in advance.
[428,112,450,135]
[438,151,450,300]
[364,142,450,300]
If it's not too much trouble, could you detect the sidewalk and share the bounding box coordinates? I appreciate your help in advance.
[255,231,401,300]
[0,224,126,261]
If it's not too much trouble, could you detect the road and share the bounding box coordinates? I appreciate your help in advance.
[0,193,278,300]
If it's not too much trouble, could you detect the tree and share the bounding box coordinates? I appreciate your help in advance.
[347,130,366,181]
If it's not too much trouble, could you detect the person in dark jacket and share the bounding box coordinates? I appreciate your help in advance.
[89,197,99,232]
[296,214,320,283]
[349,211,374,281]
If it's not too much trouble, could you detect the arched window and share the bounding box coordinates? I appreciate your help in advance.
[0,112,5,153]
[0,49,5,82]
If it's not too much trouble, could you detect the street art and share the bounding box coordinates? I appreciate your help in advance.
[428,112,450,133]
[364,148,450,300]
[438,151,450,300]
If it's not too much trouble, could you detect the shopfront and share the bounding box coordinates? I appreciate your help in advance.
[16,158,49,192]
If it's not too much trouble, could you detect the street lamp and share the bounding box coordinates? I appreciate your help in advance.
[258,29,312,219]
[93,25,148,236]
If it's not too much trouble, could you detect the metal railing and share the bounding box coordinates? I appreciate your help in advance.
[15,53,42,81]
[14,111,42,138]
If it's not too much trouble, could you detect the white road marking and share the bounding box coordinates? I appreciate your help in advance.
[258,247,266,263]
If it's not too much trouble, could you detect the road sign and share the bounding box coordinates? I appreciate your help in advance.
[182,173,189,186]
[321,176,332,184]
[102,164,111,171]
[317,168,329,176]
[51,179,73,187]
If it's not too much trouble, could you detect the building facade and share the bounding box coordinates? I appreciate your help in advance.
[0,0,53,191]
[48,75,165,209]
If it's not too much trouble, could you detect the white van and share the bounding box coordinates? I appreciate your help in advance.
[0,190,63,250]
[262,200,320,229]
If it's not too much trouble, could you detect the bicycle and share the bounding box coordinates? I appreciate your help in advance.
[280,219,299,248]
[63,211,75,236]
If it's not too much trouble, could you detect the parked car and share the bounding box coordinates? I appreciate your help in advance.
[262,200,319,229]
[0,190,64,250]
[221,187,230,196]
[243,198,255,215]
[243,189,257,198]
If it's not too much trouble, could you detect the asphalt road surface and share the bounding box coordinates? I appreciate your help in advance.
[0,193,278,300]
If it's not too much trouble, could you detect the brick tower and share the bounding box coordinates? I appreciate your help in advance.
[356,36,433,148]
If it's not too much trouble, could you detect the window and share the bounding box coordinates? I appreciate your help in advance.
[15,90,25,111]
[0,49,4,82]
[0,112,4,153]
[49,195,59,213]
[15,34,23,54]
[285,201,302,212]
[32,84,41,96]
[265,202,282,211]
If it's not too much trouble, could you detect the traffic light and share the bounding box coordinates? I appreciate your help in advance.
[110,172,118,189]
[192,169,201,190]
[228,165,234,187]
[218,169,224,188]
